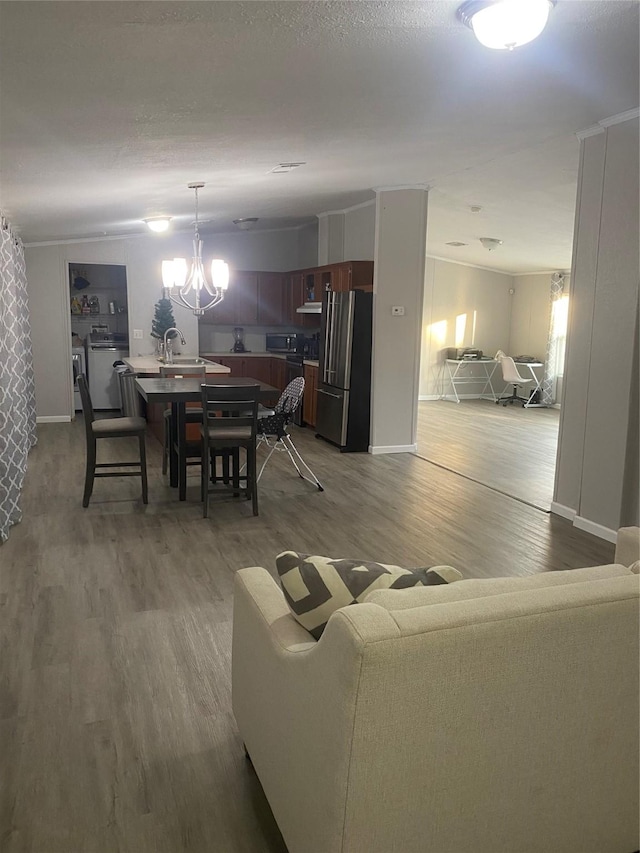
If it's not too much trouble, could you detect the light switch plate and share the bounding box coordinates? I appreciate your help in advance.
[133,329,143,339]
[391,306,405,316]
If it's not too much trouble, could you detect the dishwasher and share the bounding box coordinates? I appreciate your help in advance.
[87,331,129,409]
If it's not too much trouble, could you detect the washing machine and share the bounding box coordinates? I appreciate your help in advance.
[72,346,86,411]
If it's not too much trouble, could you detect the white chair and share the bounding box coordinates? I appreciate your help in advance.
[496,355,532,407]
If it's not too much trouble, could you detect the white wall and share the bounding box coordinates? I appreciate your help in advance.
[554,115,639,537]
[343,202,375,261]
[370,188,428,452]
[508,273,553,360]
[298,223,319,269]
[419,258,514,398]
[25,227,305,419]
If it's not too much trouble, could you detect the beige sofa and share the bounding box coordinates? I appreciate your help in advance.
[232,529,640,853]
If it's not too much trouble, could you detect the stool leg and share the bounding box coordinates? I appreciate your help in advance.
[139,433,148,504]
[83,436,97,507]
[232,447,240,497]
[249,445,258,516]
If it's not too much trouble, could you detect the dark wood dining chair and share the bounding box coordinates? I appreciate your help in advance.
[200,384,260,518]
[77,374,148,507]
[159,365,206,476]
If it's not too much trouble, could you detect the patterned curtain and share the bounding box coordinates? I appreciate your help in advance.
[0,214,37,542]
[541,272,566,407]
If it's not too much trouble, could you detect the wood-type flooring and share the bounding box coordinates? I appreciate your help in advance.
[1,418,613,852]
[416,399,560,510]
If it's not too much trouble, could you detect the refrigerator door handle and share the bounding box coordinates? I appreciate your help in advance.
[324,293,335,382]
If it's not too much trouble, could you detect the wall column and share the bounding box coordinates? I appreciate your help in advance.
[553,111,639,539]
[317,212,345,265]
[370,186,429,453]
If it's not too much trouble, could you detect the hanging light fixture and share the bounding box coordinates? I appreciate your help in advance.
[161,183,229,316]
[457,0,554,50]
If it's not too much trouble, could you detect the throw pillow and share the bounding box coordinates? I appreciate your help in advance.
[275,551,462,639]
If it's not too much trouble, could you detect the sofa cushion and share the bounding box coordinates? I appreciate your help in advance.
[365,563,634,611]
[275,551,462,639]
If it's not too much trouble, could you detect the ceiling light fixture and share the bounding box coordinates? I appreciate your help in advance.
[161,183,229,317]
[480,237,503,251]
[270,162,305,174]
[145,216,172,233]
[233,217,259,231]
[457,0,554,50]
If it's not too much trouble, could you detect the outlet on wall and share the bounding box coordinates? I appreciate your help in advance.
[133,329,143,339]
[391,306,405,316]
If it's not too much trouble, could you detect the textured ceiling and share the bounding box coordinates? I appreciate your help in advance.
[0,1,637,272]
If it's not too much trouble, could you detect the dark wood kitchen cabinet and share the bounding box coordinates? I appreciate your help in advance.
[257,272,286,326]
[271,357,287,392]
[303,363,318,427]
[199,271,258,326]
[330,261,374,293]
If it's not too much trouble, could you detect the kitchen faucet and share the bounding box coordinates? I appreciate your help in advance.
[163,328,186,364]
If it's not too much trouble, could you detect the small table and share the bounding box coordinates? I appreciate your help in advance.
[440,358,499,403]
[135,376,280,500]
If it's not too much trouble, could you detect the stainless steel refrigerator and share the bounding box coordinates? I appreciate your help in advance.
[316,290,373,452]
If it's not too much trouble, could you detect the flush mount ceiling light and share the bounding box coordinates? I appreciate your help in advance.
[457,0,555,50]
[144,216,172,233]
[161,183,229,317]
[480,237,504,251]
[233,217,259,231]
[269,162,306,174]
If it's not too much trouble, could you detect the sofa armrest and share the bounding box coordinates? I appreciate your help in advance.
[234,567,316,651]
[615,527,640,568]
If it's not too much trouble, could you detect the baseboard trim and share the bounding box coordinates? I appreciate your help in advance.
[418,394,440,401]
[36,415,72,423]
[369,444,418,455]
[550,501,576,521]
[573,515,617,544]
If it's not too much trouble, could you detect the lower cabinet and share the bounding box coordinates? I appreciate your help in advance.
[303,364,318,427]
[271,357,287,392]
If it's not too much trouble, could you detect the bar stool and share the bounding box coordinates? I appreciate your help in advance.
[78,375,148,506]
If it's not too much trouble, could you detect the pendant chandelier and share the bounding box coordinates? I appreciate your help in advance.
[161,182,229,316]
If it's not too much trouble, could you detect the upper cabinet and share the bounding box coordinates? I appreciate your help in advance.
[257,272,286,325]
[199,261,373,327]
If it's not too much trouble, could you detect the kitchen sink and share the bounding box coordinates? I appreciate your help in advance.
[157,356,209,365]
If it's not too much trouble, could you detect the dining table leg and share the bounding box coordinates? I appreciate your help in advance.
[177,402,188,500]
[169,401,179,488]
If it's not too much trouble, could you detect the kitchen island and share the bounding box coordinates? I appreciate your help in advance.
[123,356,231,375]
[124,356,231,446]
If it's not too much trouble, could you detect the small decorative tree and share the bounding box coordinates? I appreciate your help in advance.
[151,297,178,343]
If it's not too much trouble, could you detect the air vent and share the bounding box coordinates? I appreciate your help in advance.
[446,241,468,247]
[270,162,306,174]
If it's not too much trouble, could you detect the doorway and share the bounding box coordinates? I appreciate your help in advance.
[414,261,568,511]
[68,262,129,412]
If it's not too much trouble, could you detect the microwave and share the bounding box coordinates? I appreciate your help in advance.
[266,333,302,352]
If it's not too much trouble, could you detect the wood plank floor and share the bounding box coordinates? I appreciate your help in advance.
[1,419,613,853]
[416,399,560,510]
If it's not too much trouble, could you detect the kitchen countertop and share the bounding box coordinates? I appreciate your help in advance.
[200,351,319,368]
[123,356,231,375]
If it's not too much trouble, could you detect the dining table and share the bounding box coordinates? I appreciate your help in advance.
[135,376,280,500]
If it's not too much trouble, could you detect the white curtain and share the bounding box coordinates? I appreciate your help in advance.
[0,214,37,542]
[541,272,566,407]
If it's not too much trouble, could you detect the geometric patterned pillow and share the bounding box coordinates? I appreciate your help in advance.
[275,551,463,639]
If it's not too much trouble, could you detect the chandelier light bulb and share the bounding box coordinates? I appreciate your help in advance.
[457,0,554,50]
[211,259,230,290]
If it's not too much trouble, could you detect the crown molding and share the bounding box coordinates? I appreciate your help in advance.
[599,107,639,127]
[374,183,430,193]
[317,199,376,217]
[577,107,639,140]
